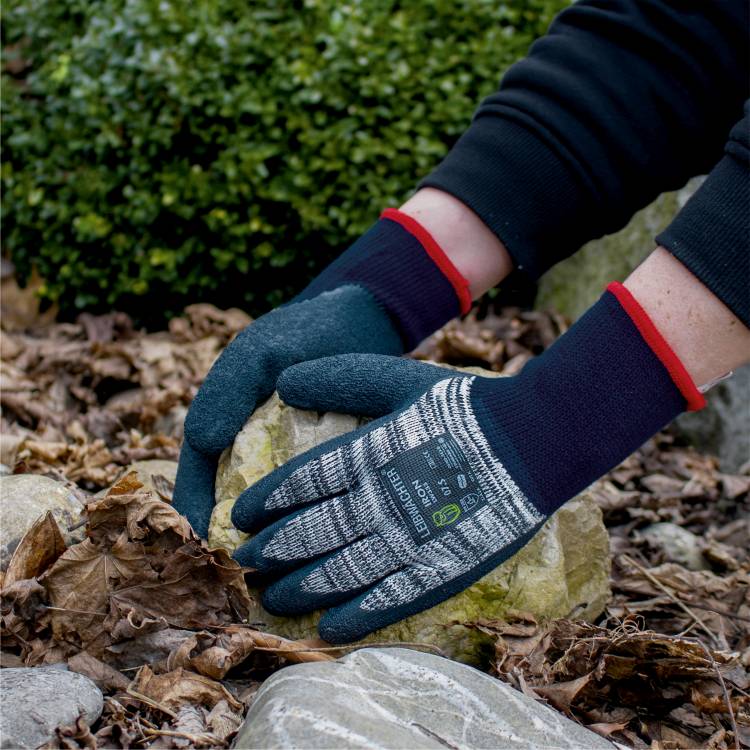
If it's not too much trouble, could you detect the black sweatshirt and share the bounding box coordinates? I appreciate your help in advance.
[421,0,749,327]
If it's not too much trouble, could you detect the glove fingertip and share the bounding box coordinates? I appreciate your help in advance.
[173,441,217,540]
[231,537,265,570]
[317,609,364,644]
[261,584,294,616]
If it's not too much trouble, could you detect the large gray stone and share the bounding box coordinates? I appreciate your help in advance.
[210,380,611,664]
[234,647,613,750]
[0,474,84,570]
[535,178,748,471]
[0,668,103,749]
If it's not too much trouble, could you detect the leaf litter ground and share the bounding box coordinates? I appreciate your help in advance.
[1,284,748,748]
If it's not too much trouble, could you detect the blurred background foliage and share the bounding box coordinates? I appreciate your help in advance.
[2,0,567,324]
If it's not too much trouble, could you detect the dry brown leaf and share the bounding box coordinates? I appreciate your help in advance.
[586,721,630,738]
[205,699,243,743]
[105,628,196,670]
[164,625,333,680]
[535,673,593,713]
[0,578,48,648]
[4,511,67,587]
[7,473,252,660]
[42,535,157,650]
[41,716,97,750]
[68,651,130,692]
[131,666,243,712]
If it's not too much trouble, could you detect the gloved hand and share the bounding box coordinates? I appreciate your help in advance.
[231,283,704,642]
[173,210,471,538]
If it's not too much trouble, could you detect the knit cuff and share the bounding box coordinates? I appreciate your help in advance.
[607,282,705,411]
[470,285,696,515]
[298,211,470,350]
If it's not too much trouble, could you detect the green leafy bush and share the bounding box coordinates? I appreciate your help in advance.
[2,0,566,322]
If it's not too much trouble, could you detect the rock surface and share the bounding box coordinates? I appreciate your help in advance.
[640,522,709,571]
[0,668,103,749]
[535,177,748,471]
[211,395,359,552]
[234,647,613,750]
[210,368,611,663]
[0,474,84,570]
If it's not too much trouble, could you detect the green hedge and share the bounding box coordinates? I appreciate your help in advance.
[2,0,566,322]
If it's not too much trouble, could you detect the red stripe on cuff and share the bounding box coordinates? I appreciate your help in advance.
[607,281,706,412]
[381,208,472,315]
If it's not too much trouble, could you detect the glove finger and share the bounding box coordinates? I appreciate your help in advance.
[232,491,370,573]
[277,354,453,417]
[261,533,404,615]
[317,521,546,643]
[172,440,218,540]
[232,440,354,533]
[231,408,396,532]
[185,288,403,457]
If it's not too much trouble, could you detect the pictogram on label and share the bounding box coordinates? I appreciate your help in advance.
[378,434,485,545]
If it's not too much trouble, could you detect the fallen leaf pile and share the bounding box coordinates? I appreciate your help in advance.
[462,433,750,749]
[2,279,748,748]
[0,473,334,748]
[1,298,250,488]
[468,615,747,749]
[412,306,568,374]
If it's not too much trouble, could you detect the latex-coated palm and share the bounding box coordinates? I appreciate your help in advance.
[232,355,545,643]
[172,288,402,539]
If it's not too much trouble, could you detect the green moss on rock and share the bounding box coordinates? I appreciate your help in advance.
[209,366,611,664]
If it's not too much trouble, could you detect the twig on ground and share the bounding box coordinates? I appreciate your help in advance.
[254,640,446,657]
[689,638,741,750]
[125,688,178,719]
[620,554,720,647]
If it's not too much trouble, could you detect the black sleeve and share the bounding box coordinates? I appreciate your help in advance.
[420,0,748,281]
[656,103,749,327]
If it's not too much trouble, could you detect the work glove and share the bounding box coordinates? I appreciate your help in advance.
[231,283,705,643]
[173,210,471,538]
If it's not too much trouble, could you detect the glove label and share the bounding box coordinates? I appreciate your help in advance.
[378,434,485,546]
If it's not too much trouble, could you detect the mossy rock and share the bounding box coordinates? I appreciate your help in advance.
[209,367,611,664]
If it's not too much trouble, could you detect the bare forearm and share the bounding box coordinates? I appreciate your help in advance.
[400,188,514,299]
[625,246,750,388]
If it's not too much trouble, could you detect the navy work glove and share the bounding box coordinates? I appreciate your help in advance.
[231,284,704,643]
[173,210,471,538]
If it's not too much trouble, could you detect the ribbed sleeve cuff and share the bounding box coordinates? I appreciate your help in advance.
[419,113,599,280]
[656,152,750,328]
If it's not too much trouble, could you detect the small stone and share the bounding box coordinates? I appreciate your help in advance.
[94,460,179,502]
[210,367,611,663]
[0,475,84,570]
[121,459,178,495]
[0,667,103,749]
[234,647,612,750]
[640,522,709,571]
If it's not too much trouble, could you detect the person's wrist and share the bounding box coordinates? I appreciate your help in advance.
[399,187,515,298]
[624,246,750,388]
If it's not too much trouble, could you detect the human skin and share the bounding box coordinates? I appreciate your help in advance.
[400,187,750,388]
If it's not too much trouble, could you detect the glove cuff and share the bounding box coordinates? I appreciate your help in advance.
[470,283,704,515]
[298,210,470,350]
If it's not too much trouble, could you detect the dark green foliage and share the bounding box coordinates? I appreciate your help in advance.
[2,0,566,322]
